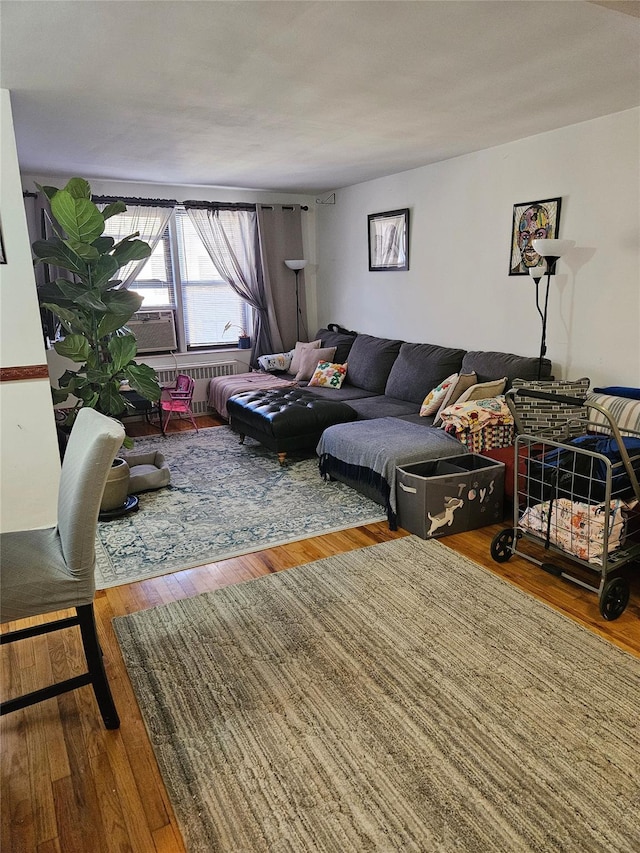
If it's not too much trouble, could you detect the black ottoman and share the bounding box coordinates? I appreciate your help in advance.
[227,388,358,464]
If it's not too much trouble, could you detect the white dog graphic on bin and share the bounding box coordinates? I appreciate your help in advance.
[427,496,464,536]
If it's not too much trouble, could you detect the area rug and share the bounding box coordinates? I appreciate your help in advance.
[113,536,640,853]
[95,426,385,588]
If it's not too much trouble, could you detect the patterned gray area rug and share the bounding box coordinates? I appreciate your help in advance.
[113,536,640,853]
[95,426,385,589]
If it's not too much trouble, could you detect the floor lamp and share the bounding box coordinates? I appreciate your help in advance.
[529,238,574,380]
[284,259,307,341]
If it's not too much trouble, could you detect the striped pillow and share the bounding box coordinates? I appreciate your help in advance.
[586,393,640,436]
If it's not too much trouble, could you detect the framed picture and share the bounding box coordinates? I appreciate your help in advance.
[0,220,5,264]
[368,208,409,271]
[509,197,561,275]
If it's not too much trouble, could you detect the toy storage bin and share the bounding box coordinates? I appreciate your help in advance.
[396,454,505,538]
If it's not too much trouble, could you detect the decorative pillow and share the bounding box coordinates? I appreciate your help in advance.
[420,373,458,417]
[309,361,348,389]
[509,377,590,438]
[433,372,477,426]
[294,346,337,381]
[455,377,507,407]
[586,392,640,437]
[257,350,294,373]
[289,340,321,376]
[592,386,640,401]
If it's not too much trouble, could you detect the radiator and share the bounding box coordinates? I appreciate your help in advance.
[155,362,238,414]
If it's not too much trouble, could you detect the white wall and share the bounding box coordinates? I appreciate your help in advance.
[316,109,640,388]
[0,90,60,532]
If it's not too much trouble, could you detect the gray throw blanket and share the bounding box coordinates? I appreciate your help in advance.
[317,417,467,516]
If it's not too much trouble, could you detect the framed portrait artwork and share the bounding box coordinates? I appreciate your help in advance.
[509,197,561,275]
[368,208,409,271]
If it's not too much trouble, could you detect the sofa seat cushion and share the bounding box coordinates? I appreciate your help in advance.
[461,350,552,385]
[345,396,421,420]
[299,383,379,402]
[385,342,466,404]
[344,334,403,393]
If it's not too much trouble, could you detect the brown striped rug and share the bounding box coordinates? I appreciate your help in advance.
[113,536,640,853]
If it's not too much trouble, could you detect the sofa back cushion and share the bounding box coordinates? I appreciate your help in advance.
[315,327,357,364]
[461,350,552,386]
[345,334,403,393]
[385,342,466,404]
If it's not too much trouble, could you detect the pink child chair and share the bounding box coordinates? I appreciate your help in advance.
[160,373,198,432]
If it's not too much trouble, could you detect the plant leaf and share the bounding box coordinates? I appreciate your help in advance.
[108,334,138,371]
[102,201,126,220]
[32,239,87,276]
[123,363,161,402]
[36,183,59,200]
[112,238,151,268]
[98,382,127,417]
[41,302,90,334]
[103,288,143,317]
[51,387,69,405]
[88,255,119,290]
[91,236,115,254]
[54,334,91,363]
[65,239,100,261]
[63,178,91,200]
[86,364,114,384]
[51,191,105,244]
[55,279,106,313]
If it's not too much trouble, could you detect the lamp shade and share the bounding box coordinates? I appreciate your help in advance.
[284,259,307,271]
[528,262,547,282]
[531,239,575,259]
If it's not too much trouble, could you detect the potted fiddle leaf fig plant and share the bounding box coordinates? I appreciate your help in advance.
[32,177,161,444]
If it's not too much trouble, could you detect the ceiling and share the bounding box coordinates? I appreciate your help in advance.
[1,1,639,194]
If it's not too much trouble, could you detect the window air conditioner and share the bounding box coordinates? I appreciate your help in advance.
[128,311,177,353]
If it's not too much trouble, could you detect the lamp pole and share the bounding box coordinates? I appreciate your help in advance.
[284,259,308,343]
[293,268,301,341]
[530,239,575,380]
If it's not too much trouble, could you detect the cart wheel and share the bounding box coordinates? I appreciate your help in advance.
[599,578,630,621]
[490,529,515,563]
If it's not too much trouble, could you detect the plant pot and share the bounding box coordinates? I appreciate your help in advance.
[100,457,130,512]
[238,335,251,349]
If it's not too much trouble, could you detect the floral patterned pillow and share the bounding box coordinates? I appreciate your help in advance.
[308,361,348,389]
[420,373,457,416]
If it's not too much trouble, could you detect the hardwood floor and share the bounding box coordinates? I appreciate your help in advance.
[2,417,639,852]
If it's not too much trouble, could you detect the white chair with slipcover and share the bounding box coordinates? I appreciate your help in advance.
[0,408,125,729]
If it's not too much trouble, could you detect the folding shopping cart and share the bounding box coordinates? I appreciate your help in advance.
[490,390,640,620]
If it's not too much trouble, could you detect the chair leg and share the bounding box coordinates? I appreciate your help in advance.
[76,604,120,730]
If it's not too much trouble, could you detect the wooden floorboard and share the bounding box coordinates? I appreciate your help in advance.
[2,416,639,851]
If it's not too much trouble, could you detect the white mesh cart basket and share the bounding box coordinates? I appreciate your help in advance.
[490,390,640,620]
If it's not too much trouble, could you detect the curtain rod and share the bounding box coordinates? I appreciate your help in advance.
[93,195,178,208]
[184,201,308,212]
[24,190,308,212]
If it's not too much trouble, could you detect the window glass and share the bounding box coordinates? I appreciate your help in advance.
[175,211,250,348]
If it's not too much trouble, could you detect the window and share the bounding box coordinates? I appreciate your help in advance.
[174,210,250,348]
[102,206,251,351]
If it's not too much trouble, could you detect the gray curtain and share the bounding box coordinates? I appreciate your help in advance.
[185,205,273,360]
[256,205,306,352]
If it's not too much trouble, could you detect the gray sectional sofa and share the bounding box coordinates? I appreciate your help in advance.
[225,325,552,524]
